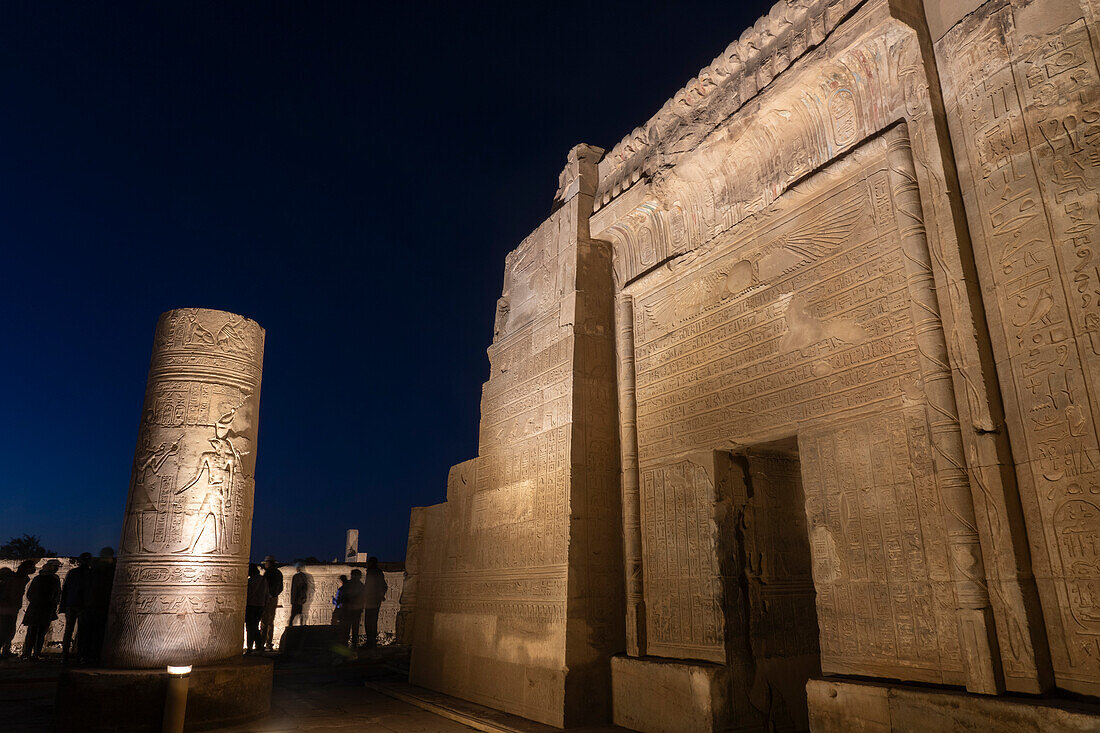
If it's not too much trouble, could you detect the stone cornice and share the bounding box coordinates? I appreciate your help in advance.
[594,0,864,213]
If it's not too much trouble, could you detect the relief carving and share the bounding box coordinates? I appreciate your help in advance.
[940,0,1100,695]
[105,308,264,669]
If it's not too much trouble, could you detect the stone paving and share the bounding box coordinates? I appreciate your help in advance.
[216,672,477,732]
[0,654,477,732]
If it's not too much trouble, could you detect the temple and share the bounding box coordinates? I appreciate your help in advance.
[402,0,1100,730]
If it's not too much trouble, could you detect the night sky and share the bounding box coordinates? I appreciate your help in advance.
[0,1,774,563]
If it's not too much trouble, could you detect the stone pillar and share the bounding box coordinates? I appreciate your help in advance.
[396,507,425,646]
[615,292,646,657]
[105,308,265,669]
[887,132,1003,695]
[345,529,359,562]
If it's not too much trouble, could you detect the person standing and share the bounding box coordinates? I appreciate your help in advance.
[289,563,311,626]
[21,560,61,660]
[244,564,268,654]
[362,557,388,649]
[341,570,365,648]
[59,553,93,663]
[331,574,348,628]
[0,561,35,658]
[260,555,283,651]
[80,547,115,665]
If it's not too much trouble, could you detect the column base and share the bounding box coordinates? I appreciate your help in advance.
[55,656,273,732]
[807,677,1100,732]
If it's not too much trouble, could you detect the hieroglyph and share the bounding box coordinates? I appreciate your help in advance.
[939,0,1100,697]
[105,308,264,669]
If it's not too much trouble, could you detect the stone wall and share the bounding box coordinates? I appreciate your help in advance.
[267,565,404,647]
[406,144,625,728]
[0,559,402,653]
[405,0,1100,729]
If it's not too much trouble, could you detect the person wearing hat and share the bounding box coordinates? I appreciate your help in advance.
[21,559,61,660]
[260,555,283,651]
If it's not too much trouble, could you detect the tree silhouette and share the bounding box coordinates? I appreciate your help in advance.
[0,534,56,559]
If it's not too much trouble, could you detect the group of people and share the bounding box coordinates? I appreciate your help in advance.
[245,555,388,652]
[0,548,116,663]
[331,557,388,649]
[2,550,390,660]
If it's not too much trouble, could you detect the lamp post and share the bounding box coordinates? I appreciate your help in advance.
[163,664,191,733]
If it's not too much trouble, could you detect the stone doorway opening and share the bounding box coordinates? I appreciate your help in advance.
[729,437,821,732]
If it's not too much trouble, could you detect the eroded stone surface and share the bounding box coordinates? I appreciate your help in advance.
[104,308,264,669]
[407,145,623,728]
[610,655,730,733]
[937,0,1100,698]
[807,677,1100,731]
[406,0,1100,728]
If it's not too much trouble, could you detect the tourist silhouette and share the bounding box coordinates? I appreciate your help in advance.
[80,547,115,664]
[0,561,35,658]
[289,562,312,626]
[60,552,93,663]
[260,555,282,651]
[340,570,366,648]
[332,574,348,627]
[21,559,61,660]
[362,557,388,649]
[244,563,268,653]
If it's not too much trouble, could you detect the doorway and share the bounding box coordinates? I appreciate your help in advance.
[731,437,821,732]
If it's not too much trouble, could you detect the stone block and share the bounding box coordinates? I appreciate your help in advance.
[807,677,1100,732]
[610,655,730,733]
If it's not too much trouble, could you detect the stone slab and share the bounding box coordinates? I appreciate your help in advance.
[610,655,730,733]
[54,656,272,732]
[365,676,625,733]
[806,677,1100,732]
[277,624,346,665]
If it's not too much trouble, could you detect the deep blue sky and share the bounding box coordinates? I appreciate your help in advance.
[0,1,773,563]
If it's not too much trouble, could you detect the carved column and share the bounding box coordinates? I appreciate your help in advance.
[615,292,646,656]
[887,132,1003,694]
[105,308,265,668]
[396,507,425,646]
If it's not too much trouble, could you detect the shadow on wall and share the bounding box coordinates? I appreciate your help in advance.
[265,563,405,649]
[0,558,404,655]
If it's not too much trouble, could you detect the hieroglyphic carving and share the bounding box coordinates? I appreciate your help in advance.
[624,132,990,686]
[397,508,425,645]
[595,0,866,212]
[616,293,646,656]
[595,12,914,287]
[630,139,920,465]
[940,0,1100,696]
[801,408,963,684]
[411,145,622,727]
[887,130,1002,693]
[639,457,725,662]
[105,308,264,669]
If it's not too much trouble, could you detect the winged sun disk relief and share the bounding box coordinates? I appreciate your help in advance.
[643,193,863,331]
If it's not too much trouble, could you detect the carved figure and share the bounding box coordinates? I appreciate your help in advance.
[777,292,866,354]
[174,436,236,554]
[104,308,264,669]
[122,426,181,553]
